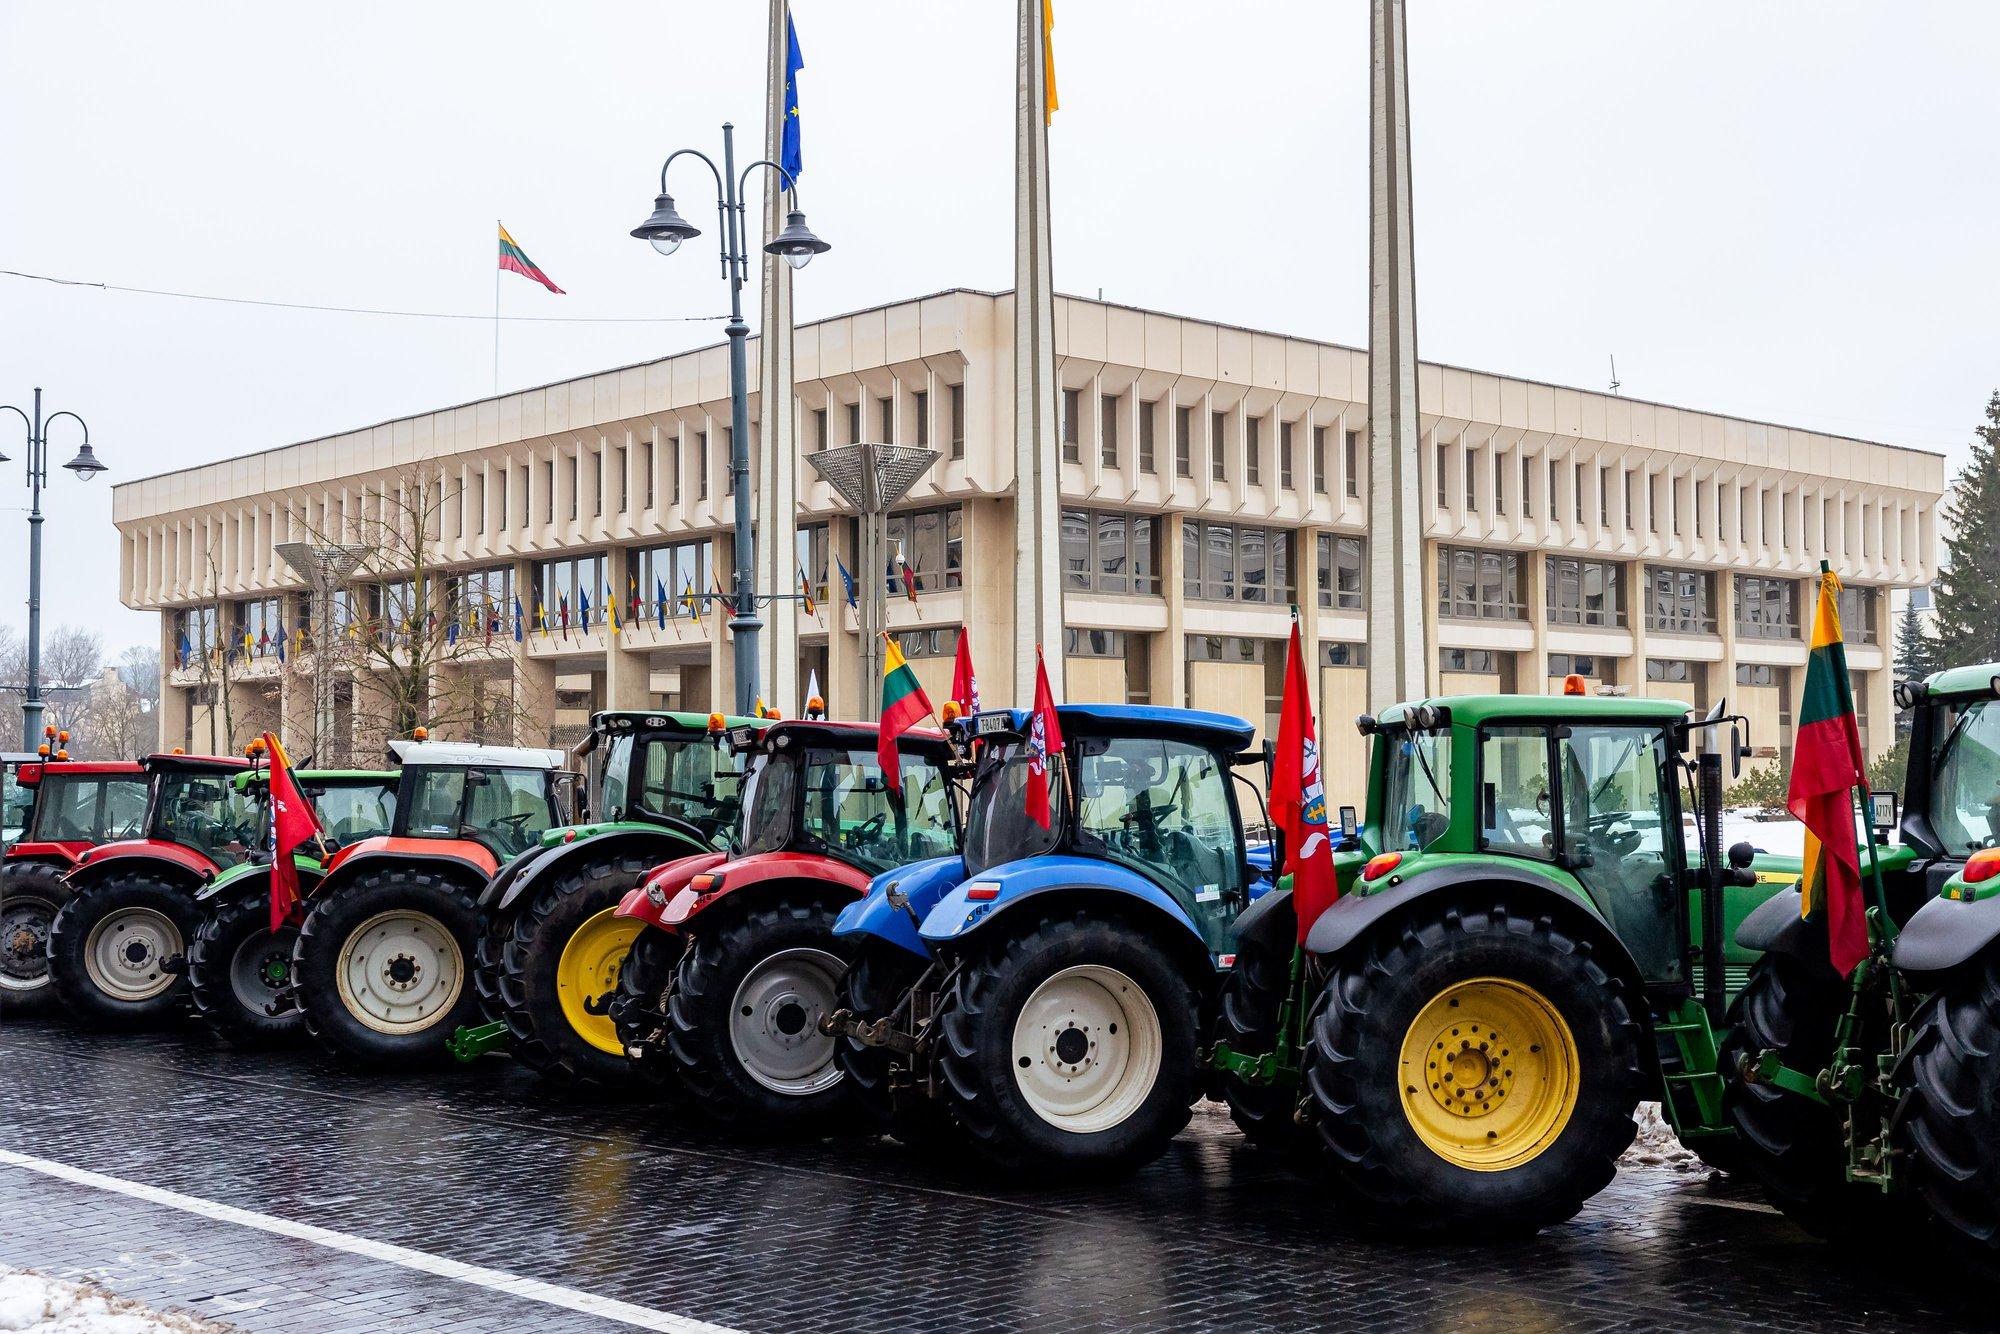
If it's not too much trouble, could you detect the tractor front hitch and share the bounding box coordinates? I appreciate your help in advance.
[446,1021,510,1064]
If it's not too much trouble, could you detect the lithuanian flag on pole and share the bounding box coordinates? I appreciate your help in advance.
[498,223,564,294]
[1790,563,1870,975]
[876,634,934,793]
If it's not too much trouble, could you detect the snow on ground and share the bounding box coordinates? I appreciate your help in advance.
[0,1267,227,1334]
[1620,1102,1710,1175]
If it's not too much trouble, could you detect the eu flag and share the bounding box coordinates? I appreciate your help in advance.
[781,14,804,184]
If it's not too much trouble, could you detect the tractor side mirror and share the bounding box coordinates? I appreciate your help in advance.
[1728,841,1755,870]
[1730,725,1746,778]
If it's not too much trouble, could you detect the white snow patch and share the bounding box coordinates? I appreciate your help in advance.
[1620,1101,1711,1174]
[0,1267,227,1334]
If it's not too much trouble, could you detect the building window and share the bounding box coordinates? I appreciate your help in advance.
[1645,566,1716,635]
[1246,417,1262,486]
[1100,393,1120,468]
[885,504,964,593]
[1182,522,1294,604]
[496,469,509,530]
[1549,653,1610,681]
[1599,465,1611,526]
[1064,627,1127,658]
[1187,634,1271,663]
[1546,557,1627,628]
[846,401,862,444]
[1312,426,1328,495]
[1175,406,1193,478]
[1573,461,1585,524]
[1441,648,1499,674]
[1837,585,1878,645]
[633,540,712,616]
[696,431,709,500]
[614,446,627,514]
[1280,422,1295,490]
[1521,456,1533,519]
[1437,546,1526,621]
[533,552,609,629]
[721,428,733,495]
[1465,448,1480,512]
[640,442,654,509]
[878,395,894,444]
[546,460,557,524]
[1736,576,1800,640]
[1318,642,1367,668]
[1437,442,1450,508]
[1062,388,1081,463]
[795,524,831,606]
[949,384,965,460]
[812,407,829,453]
[1346,430,1362,499]
[1062,508,1159,596]
[231,597,283,656]
[445,567,513,636]
[1138,400,1157,473]
[894,627,954,658]
[1646,658,1694,683]
[1495,454,1506,516]
[669,433,682,505]
[174,606,220,661]
[1316,533,1364,611]
[1210,411,1227,482]
[1737,663,1778,687]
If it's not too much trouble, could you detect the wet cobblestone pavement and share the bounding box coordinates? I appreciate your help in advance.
[0,1016,1984,1333]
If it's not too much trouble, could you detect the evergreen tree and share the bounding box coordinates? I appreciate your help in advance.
[1893,600,1940,735]
[1929,391,2000,668]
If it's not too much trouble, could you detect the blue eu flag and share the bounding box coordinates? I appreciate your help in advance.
[781,14,804,184]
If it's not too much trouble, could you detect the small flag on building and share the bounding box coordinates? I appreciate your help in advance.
[799,565,818,619]
[655,577,669,629]
[836,555,858,610]
[498,223,564,295]
[514,595,526,643]
[781,13,806,183]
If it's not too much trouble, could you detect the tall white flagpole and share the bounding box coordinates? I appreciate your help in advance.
[757,0,801,716]
[1013,0,1064,702]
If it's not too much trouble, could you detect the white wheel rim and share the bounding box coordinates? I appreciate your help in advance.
[229,925,294,1014]
[0,898,56,993]
[727,946,846,1096]
[83,907,183,1002]
[334,909,464,1035]
[1010,964,1163,1135]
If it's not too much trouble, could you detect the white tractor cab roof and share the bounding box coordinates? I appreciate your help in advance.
[386,740,568,771]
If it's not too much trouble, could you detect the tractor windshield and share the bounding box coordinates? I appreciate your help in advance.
[799,748,954,876]
[1930,697,2000,854]
[33,774,149,844]
[151,771,262,868]
[963,741,1065,876]
[601,734,740,849]
[309,783,397,846]
[1070,735,1244,903]
[1381,727,1453,852]
[406,767,555,859]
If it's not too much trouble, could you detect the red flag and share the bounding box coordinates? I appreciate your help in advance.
[950,628,980,716]
[1270,613,1337,942]
[1024,646,1064,829]
[262,732,323,934]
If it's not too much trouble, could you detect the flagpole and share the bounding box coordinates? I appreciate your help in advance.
[493,219,501,395]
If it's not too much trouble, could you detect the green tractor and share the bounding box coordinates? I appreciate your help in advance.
[460,709,751,1084]
[1212,688,1778,1235]
[1721,660,2000,1264]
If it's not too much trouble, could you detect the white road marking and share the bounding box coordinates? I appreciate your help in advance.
[0,1148,745,1334]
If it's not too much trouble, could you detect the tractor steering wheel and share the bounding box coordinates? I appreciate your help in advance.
[852,812,889,845]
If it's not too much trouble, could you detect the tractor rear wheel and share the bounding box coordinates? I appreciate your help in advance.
[293,868,485,1069]
[1901,952,2000,1270]
[188,887,304,1048]
[484,851,654,1086]
[667,896,861,1133]
[0,860,70,1014]
[1303,896,1644,1237]
[1213,938,1309,1153]
[934,910,1200,1177]
[1719,951,1910,1245]
[834,940,960,1150]
[47,874,198,1028]
[611,925,685,1094]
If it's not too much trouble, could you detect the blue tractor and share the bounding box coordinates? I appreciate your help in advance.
[826,704,1272,1175]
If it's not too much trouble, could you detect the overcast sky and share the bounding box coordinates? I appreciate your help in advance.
[2,1,1995,656]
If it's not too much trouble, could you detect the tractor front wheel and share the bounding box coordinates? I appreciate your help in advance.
[935,911,1200,1177]
[188,888,304,1048]
[0,860,71,1014]
[1901,952,2000,1270]
[667,896,860,1133]
[47,874,198,1028]
[293,869,485,1069]
[1213,939,1310,1153]
[1303,897,1644,1237]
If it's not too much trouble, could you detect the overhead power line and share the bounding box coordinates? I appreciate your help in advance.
[0,268,727,325]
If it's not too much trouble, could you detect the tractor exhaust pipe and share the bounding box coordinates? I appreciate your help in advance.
[1696,749,1728,1026]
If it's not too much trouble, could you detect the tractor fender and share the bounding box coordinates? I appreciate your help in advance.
[1893,891,2000,975]
[2,842,89,870]
[614,851,729,931]
[479,840,559,911]
[661,850,872,930]
[832,856,964,961]
[918,854,1206,952]
[195,857,323,905]
[490,827,707,916]
[62,840,217,892]
[312,844,495,901]
[1733,885,1816,957]
[1229,884,1296,958]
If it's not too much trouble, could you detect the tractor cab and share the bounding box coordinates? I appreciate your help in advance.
[71,754,259,879]
[223,766,401,864]
[1892,663,2000,890]
[4,759,149,869]
[2,755,34,848]
[348,740,573,871]
[576,711,749,851]
[730,719,957,875]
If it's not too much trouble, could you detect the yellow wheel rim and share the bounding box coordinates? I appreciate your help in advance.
[556,907,642,1056]
[1397,976,1580,1172]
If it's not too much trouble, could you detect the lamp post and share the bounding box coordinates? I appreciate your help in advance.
[632,122,829,715]
[0,388,108,749]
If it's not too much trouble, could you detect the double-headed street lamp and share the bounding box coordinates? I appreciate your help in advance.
[632,121,829,715]
[0,389,108,749]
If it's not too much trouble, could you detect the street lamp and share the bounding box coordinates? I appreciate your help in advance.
[633,122,829,714]
[0,388,107,749]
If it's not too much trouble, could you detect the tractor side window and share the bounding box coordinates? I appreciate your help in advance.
[407,770,466,837]
[800,748,954,876]
[2,769,29,842]
[311,785,396,845]
[738,752,798,856]
[464,769,556,858]
[962,743,1063,875]
[598,735,634,820]
[101,779,149,840]
[1931,699,2000,854]
[1478,727,1553,860]
[1382,729,1453,852]
[1557,725,1679,979]
[1072,737,1244,905]
[156,774,258,868]
[38,778,102,842]
[638,740,739,847]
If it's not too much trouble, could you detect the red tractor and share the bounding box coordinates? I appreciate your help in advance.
[47,754,258,1027]
[1,757,149,1012]
[611,719,958,1130]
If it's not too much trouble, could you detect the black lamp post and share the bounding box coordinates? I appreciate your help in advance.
[0,388,106,749]
[633,122,828,715]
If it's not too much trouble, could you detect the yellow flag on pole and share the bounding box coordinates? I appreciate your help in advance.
[1042,0,1058,123]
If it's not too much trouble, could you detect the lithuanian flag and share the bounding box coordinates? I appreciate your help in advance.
[876,634,934,792]
[1790,564,1870,975]
[499,223,564,294]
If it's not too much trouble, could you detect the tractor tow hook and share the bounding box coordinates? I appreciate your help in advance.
[160,954,188,977]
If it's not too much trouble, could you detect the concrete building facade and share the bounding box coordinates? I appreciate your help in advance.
[112,289,1945,803]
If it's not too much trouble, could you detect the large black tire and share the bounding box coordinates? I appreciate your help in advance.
[187,888,304,1049]
[484,851,655,1086]
[1901,953,2000,1269]
[1213,939,1309,1153]
[1719,951,1903,1244]
[610,925,686,1094]
[0,860,71,1014]
[934,910,1202,1177]
[46,874,199,1029]
[667,894,863,1133]
[292,868,486,1070]
[1303,897,1645,1238]
[834,940,961,1150]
